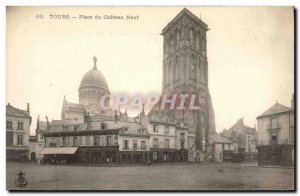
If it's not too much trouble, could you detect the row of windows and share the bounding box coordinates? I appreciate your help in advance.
[6,133,24,146]
[164,29,206,53]
[6,121,23,130]
[123,140,147,150]
[62,123,109,132]
[152,137,185,149]
[153,125,170,134]
[164,57,206,85]
[49,136,118,147]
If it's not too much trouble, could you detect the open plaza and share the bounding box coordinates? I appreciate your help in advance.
[7,162,294,190]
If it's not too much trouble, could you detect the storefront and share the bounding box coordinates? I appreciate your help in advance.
[150,148,177,163]
[41,146,120,164]
[41,147,78,164]
[119,151,150,164]
[77,146,119,164]
[7,147,29,162]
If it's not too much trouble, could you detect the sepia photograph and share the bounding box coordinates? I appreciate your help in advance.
[5,6,295,191]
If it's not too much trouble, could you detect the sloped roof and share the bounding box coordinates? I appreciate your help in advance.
[6,104,31,119]
[96,120,147,136]
[47,119,147,136]
[50,119,79,126]
[209,134,233,144]
[257,103,292,119]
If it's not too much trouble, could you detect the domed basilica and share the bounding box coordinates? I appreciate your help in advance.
[61,56,115,123]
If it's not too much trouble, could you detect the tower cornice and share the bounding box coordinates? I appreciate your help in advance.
[161,8,209,36]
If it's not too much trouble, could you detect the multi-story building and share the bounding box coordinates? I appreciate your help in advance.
[117,118,150,164]
[6,103,31,161]
[42,113,152,164]
[148,8,216,161]
[256,95,294,167]
[145,112,189,163]
[222,118,258,161]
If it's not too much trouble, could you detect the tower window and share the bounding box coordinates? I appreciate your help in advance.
[190,55,196,79]
[190,29,194,41]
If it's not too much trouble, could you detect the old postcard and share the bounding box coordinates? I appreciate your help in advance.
[6,6,295,191]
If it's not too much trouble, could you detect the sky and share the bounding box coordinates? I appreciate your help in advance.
[6,6,294,135]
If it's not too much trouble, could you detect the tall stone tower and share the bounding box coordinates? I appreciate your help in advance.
[161,8,216,153]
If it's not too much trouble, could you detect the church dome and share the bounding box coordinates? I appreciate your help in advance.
[78,57,110,93]
[78,57,110,108]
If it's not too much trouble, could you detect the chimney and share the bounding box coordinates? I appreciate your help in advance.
[140,104,145,118]
[114,109,118,123]
[46,116,49,130]
[124,108,128,121]
[291,94,294,110]
[27,103,30,112]
[36,115,40,131]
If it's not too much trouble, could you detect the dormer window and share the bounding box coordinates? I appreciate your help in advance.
[139,129,144,135]
[101,123,107,129]
[74,125,78,131]
[123,126,128,133]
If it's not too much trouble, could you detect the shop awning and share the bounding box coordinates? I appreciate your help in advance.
[41,147,78,155]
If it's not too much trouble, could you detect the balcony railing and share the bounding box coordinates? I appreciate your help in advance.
[267,124,281,130]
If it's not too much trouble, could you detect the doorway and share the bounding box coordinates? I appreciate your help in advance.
[31,152,36,161]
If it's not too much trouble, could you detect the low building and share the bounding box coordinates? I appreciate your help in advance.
[29,116,47,161]
[256,96,294,167]
[206,133,234,162]
[222,118,258,162]
[6,103,31,161]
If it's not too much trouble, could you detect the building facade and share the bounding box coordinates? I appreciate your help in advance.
[206,133,234,162]
[146,113,189,163]
[222,118,258,162]
[36,8,216,165]
[40,55,190,165]
[6,103,31,161]
[256,96,294,167]
[29,116,47,161]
